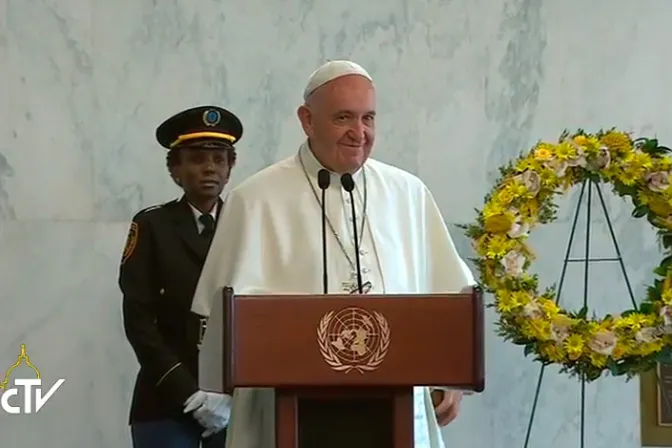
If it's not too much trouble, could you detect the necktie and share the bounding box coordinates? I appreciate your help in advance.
[199,214,215,238]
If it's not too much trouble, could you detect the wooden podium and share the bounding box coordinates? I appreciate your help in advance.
[221,286,485,448]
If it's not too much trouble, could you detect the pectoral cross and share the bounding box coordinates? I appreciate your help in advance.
[343,280,372,294]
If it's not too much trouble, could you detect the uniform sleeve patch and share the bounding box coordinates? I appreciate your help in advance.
[121,222,139,264]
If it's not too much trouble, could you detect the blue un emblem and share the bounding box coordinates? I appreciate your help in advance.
[202,109,221,127]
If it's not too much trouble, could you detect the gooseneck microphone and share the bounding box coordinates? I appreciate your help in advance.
[317,169,331,294]
[340,173,364,294]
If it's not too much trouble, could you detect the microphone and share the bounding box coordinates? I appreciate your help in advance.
[317,169,331,294]
[340,173,364,294]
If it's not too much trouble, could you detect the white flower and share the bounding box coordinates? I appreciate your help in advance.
[507,219,530,239]
[566,140,587,167]
[635,327,660,343]
[545,158,568,177]
[500,251,525,277]
[588,331,617,356]
[660,306,672,326]
[514,171,541,195]
[523,301,543,319]
[645,171,671,193]
[550,320,571,342]
[588,146,611,170]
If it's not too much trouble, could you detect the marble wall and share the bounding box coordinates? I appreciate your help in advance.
[1,0,672,446]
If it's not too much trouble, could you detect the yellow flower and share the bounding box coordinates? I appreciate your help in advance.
[656,157,672,171]
[618,170,640,186]
[539,342,566,362]
[613,313,654,330]
[522,318,552,341]
[551,314,576,328]
[629,151,654,171]
[538,298,560,316]
[589,353,608,368]
[480,263,501,287]
[636,340,665,357]
[611,343,627,360]
[601,163,622,180]
[648,196,672,217]
[511,290,534,306]
[574,135,589,146]
[662,288,672,305]
[484,213,514,233]
[600,131,632,154]
[482,201,506,218]
[564,334,584,360]
[484,235,515,259]
[496,290,524,313]
[554,142,578,161]
[534,144,554,161]
[495,184,520,205]
[574,135,601,154]
[637,190,653,205]
[518,200,540,219]
[538,169,561,189]
[516,157,541,173]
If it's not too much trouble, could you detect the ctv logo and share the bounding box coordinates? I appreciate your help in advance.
[0,344,65,414]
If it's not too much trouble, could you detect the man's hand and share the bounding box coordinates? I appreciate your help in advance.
[184,390,232,437]
[431,389,463,426]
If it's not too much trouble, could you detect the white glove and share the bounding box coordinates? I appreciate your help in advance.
[183,390,232,437]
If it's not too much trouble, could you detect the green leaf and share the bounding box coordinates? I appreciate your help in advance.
[620,309,639,317]
[607,359,622,376]
[524,344,535,357]
[576,306,589,318]
[640,301,654,314]
[661,254,672,269]
[632,204,649,218]
[643,139,659,151]
[654,265,668,277]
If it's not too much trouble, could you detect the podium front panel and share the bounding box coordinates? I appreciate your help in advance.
[226,293,483,390]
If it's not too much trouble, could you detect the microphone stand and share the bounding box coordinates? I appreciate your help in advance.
[340,173,364,294]
[317,169,331,294]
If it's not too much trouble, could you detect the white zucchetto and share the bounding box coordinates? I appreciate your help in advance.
[302,60,373,101]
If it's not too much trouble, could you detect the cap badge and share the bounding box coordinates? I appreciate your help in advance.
[202,109,221,127]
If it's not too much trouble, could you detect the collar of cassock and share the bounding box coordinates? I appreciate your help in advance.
[299,141,365,189]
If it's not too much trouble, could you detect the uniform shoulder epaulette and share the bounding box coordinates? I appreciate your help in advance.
[136,201,173,217]
[139,203,164,214]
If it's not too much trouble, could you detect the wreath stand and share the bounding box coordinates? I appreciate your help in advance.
[521,178,672,447]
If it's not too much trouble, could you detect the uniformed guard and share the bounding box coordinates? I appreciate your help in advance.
[119,105,243,448]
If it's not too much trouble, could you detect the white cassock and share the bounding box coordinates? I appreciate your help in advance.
[192,141,476,448]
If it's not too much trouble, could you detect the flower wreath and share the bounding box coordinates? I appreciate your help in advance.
[463,129,672,381]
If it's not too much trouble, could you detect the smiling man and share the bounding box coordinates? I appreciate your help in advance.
[119,105,243,448]
[191,61,475,448]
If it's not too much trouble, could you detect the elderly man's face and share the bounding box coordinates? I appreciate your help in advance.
[298,75,376,173]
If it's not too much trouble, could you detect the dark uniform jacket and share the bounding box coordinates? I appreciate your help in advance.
[119,196,222,424]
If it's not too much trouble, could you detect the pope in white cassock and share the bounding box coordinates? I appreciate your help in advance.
[189,60,476,448]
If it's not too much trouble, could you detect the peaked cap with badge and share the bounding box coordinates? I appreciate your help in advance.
[156,105,244,149]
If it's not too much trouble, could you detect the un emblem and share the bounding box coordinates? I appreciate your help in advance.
[317,307,390,373]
